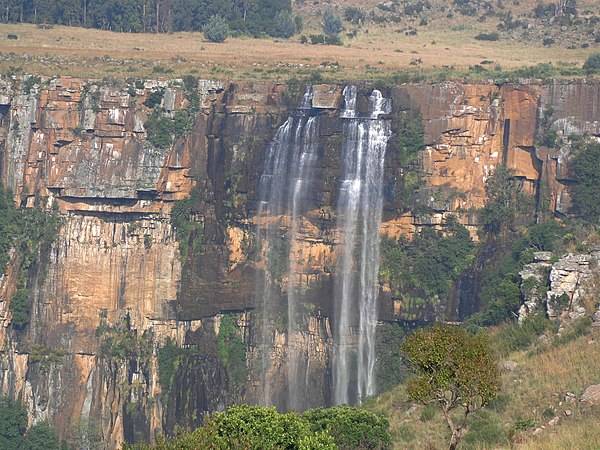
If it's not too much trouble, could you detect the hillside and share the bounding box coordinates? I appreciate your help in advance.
[0,0,599,82]
[366,316,600,449]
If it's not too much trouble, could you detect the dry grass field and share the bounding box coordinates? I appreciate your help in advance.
[0,17,597,83]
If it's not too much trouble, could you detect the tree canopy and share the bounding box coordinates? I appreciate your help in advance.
[402,325,500,450]
[0,0,295,37]
[127,404,391,449]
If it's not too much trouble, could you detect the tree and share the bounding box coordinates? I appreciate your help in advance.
[480,166,530,234]
[127,405,337,449]
[322,8,342,37]
[9,289,30,330]
[0,396,27,450]
[25,421,60,450]
[572,141,600,224]
[273,10,295,38]
[203,14,230,42]
[402,325,500,450]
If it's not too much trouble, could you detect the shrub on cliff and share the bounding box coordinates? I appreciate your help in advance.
[9,289,30,330]
[203,15,230,43]
[480,166,533,234]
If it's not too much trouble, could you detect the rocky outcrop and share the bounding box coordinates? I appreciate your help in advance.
[519,247,600,322]
[546,251,599,320]
[0,76,599,446]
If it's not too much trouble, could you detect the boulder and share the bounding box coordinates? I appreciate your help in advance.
[580,384,600,404]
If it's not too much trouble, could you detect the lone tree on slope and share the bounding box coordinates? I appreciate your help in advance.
[402,324,500,450]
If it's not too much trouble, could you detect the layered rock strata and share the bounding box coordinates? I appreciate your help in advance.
[0,76,598,446]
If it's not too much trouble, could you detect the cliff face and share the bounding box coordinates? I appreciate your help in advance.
[0,75,598,446]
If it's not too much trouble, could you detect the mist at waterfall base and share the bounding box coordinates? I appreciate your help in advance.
[255,86,392,410]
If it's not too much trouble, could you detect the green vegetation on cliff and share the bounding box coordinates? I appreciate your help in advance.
[0,187,61,330]
[380,215,475,304]
[171,186,205,260]
[217,315,248,385]
[572,141,600,224]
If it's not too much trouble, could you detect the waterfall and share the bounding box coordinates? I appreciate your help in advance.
[256,85,390,409]
[256,87,319,409]
[333,86,391,405]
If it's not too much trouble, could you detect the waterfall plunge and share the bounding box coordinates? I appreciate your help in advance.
[256,85,391,408]
[333,86,391,405]
[256,87,319,409]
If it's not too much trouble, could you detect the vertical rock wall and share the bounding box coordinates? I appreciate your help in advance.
[0,76,598,446]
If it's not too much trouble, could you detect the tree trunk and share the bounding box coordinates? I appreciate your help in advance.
[448,428,462,450]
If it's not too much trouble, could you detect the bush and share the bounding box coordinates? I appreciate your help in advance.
[145,110,193,150]
[462,411,508,448]
[203,15,230,43]
[393,109,425,166]
[375,322,409,393]
[217,315,248,385]
[474,32,499,41]
[379,216,475,302]
[303,406,392,449]
[170,186,204,259]
[494,313,549,356]
[344,6,366,24]
[583,52,600,70]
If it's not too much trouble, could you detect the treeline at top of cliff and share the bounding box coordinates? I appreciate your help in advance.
[0,0,296,37]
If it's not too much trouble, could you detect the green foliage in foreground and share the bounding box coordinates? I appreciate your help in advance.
[0,396,27,450]
[303,406,391,449]
[402,325,500,450]
[128,404,391,449]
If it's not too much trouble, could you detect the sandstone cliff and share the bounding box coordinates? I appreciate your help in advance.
[0,75,598,446]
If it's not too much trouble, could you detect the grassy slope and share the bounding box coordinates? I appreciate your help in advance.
[0,0,598,82]
[365,321,600,449]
